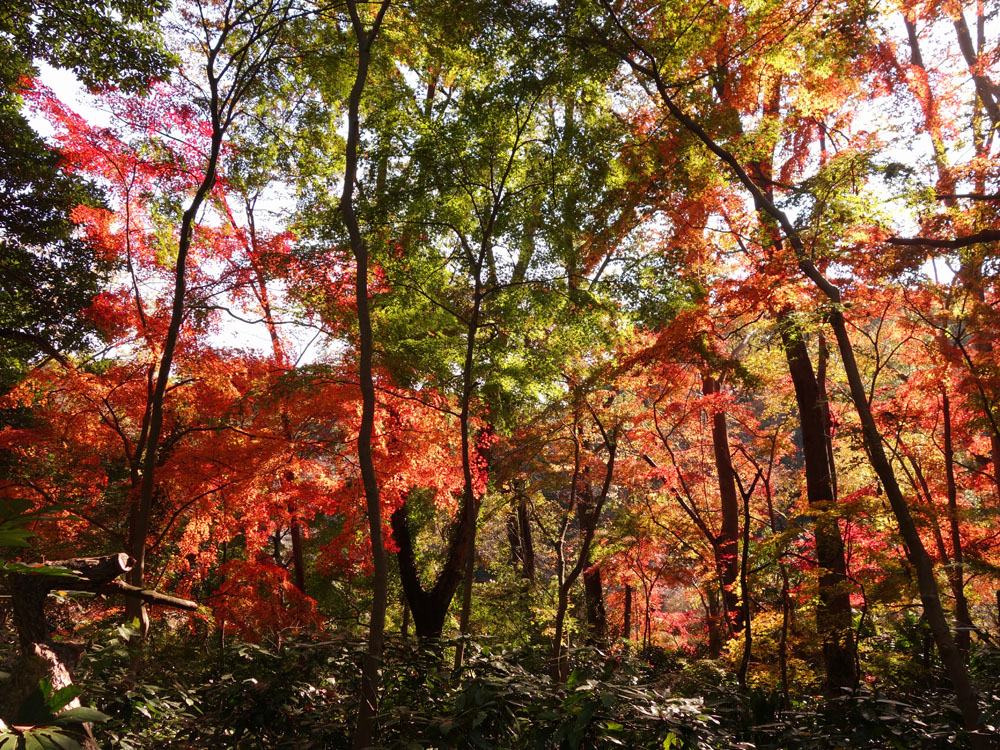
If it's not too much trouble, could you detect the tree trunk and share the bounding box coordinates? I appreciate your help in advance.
[551,433,618,681]
[518,501,535,581]
[126,79,226,634]
[507,509,523,567]
[703,373,741,632]
[391,502,472,639]
[827,308,984,738]
[705,585,724,657]
[583,563,607,643]
[943,392,974,659]
[290,518,306,593]
[623,584,633,642]
[736,472,753,690]
[343,3,393,747]
[636,60,983,735]
[454,534,476,671]
[600,13,983,737]
[779,311,858,695]
[552,588,570,682]
[507,498,536,581]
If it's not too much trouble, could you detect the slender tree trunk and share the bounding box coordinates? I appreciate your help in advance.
[518,499,535,581]
[705,585,724,657]
[703,373,741,632]
[642,579,652,649]
[827,308,983,737]
[577,486,608,642]
[943,392,974,659]
[764,468,792,707]
[125,0,295,636]
[290,518,306,593]
[454,535,476,671]
[736,471,753,690]
[125,107,224,635]
[343,3,393,747]
[400,249,490,657]
[817,331,839,501]
[623,584,633,643]
[778,563,791,707]
[552,587,571,682]
[551,430,618,681]
[507,509,523,566]
[583,563,607,643]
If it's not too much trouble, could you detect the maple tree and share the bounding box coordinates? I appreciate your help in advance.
[4,0,1000,747]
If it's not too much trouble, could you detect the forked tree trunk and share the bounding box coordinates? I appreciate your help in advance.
[391,501,475,639]
[703,374,741,632]
[779,311,857,695]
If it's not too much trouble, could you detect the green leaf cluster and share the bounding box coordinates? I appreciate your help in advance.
[0,678,110,750]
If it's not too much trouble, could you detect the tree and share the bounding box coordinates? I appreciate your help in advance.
[0,0,169,386]
[333,0,393,745]
[585,0,986,737]
[122,0,295,632]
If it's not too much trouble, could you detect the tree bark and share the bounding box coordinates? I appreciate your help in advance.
[289,519,306,593]
[454,533,476,671]
[705,585,724,657]
[507,498,536,581]
[622,583,632,642]
[517,501,535,581]
[391,502,470,639]
[583,562,607,643]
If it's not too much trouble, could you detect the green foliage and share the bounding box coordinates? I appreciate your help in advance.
[380,642,714,749]
[665,653,1000,749]
[0,104,110,390]
[73,630,726,749]
[0,0,170,93]
[24,618,1000,750]
[0,498,76,574]
[0,0,167,389]
[0,678,110,750]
